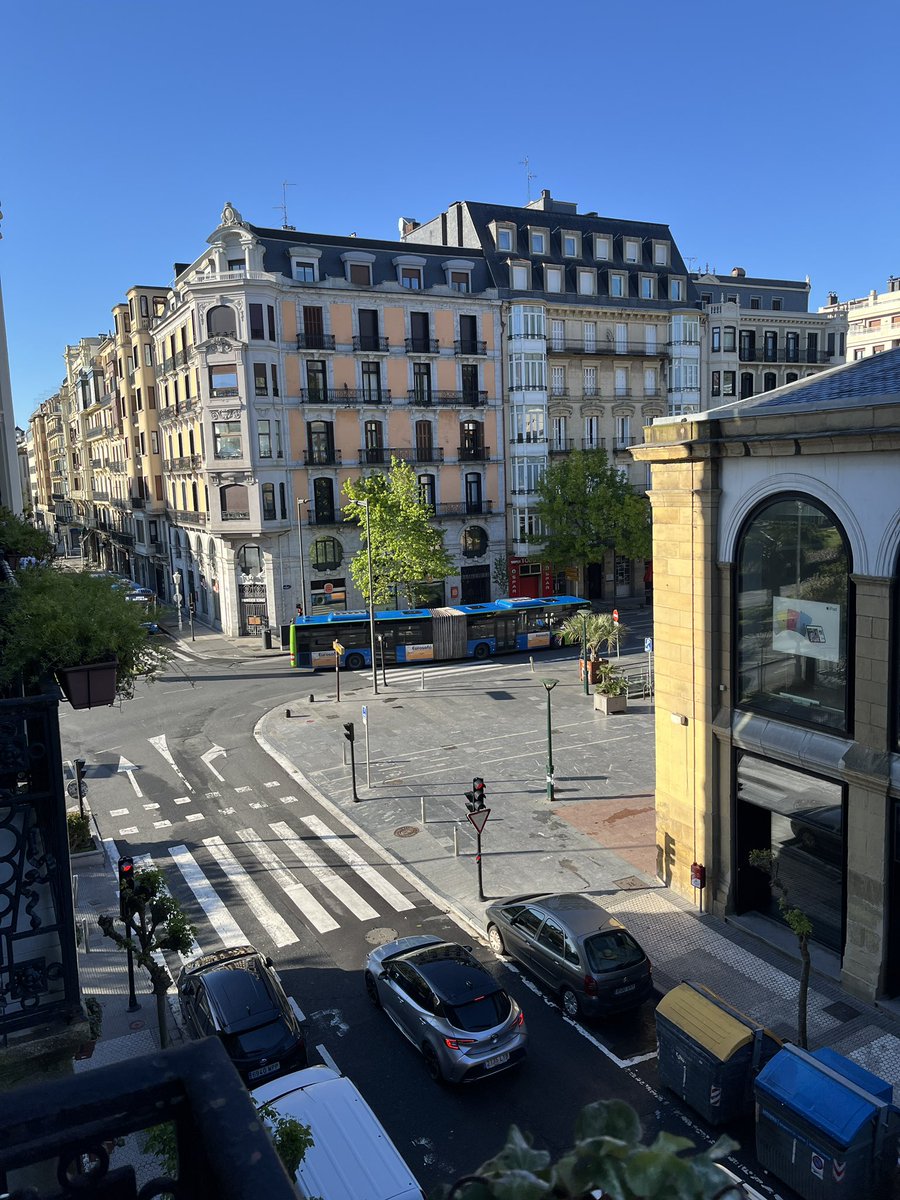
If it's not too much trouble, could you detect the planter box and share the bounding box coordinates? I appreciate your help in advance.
[594,691,628,715]
[579,658,606,685]
[56,660,118,709]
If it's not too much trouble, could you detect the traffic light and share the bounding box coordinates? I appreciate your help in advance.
[343,722,355,743]
[465,776,486,813]
[73,758,85,794]
[189,595,196,615]
[118,856,135,919]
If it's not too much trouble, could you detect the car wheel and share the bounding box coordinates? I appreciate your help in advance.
[473,642,491,660]
[487,924,506,956]
[561,987,581,1018]
[345,652,365,671]
[364,970,381,1008]
[422,1041,444,1083]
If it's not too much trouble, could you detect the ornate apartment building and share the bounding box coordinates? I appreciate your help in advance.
[819,275,900,362]
[695,268,847,404]
[405,190,699,600]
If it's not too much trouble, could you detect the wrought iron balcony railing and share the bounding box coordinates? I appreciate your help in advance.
[352,335,389,352]
[406,389,487,407]
[457,445,490,461]
[434,500,494,517]
[404,337,440,354]
[454,339,487,355]
[300,387,391,405]
[296,332,335,350]
[303,448,343,466]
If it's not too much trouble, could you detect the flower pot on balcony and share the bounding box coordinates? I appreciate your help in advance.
[56,659,119,709]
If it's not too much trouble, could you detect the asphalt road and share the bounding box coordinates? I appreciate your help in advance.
[60,636,784,1198]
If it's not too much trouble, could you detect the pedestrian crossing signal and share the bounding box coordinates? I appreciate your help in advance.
[343,722,355,743]
[465,777,486,812]
[118,855,135,919]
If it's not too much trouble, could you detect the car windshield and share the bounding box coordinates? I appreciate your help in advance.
[444,989,511,1032]
[229,1018,288,1057]
[584,930,645,973]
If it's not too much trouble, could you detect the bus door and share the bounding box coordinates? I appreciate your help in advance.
[495,614,518,651]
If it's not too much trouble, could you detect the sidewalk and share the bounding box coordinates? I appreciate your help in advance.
[255,643,900,1097]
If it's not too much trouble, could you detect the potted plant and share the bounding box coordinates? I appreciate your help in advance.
[557,611,628,685]
[593,662,629,715]
[0,566,171,705]
[0,506,55,569]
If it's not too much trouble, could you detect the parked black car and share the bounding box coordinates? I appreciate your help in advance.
[177,944,307,1085]
[485,893,654,1018]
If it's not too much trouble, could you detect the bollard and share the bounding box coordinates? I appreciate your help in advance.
[421,670,425,691]
[453,824,459,857]
[420,795,426,824]
[529,656,534,673]
[309,694,315,703]
[81,918,90,953]
[285,709,292,719]
[72,874,79,908]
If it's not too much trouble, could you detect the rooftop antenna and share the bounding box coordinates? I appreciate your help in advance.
[519,155,536,202]
[274,181,296,229]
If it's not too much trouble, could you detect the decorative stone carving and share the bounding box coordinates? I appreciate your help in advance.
[220,202,244,227]
[210,408,243,420]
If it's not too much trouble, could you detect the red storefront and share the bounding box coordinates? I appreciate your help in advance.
[507,557,554,598]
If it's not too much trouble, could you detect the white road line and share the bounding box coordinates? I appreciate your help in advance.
[118,755,143,798]
[171,649,193,663]
[280,795,298,804]
[202,836,298,949]
[316,1043,341,1074]
[110,808,129,817]
[249,801,268,810]
[168,844,246,948]
[236,828,339,935]
[148,734,194,792]
[185,813,205,823]
[269,821,378,922]
[300,814,414,913]
[154,819,172,829]
[144,803,160,811]
[174,797,191,805]
[119,826,138,835]
[205,792,220,799]
[221,807,236,815]
[234,786,253,794]
[264,781,280,788]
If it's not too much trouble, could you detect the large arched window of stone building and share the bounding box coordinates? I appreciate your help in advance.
[735,494,851,732]
[207,305,238,338]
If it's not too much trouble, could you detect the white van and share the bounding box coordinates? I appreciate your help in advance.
[252,1065,424,1200]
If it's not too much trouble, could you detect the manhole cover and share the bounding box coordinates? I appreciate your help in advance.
[612,875,647,891]
[823,1000,861,1023]
[394,825,420,838]
[365,926,398,945]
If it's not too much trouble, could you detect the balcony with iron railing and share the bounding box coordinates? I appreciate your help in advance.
[359,446,446,466]
[404,337,440,354]
[166,506,208,526]
[352,334,390,352]
[220,510,251,521]
[296,331,336,351]
[303,448,343,466]
[131,495,146,509]
[457,445,490,462]
[300,387,391,405]
[407,389,487,407]
[210,386,239,398]
[90,457,103,468]
[91,488,110,501]
[434,500,494,517]
[547,340,668,358]
[163,455,203,472]
[612,389,633,400]
[509,433,548,444]
[736,347,830,364]
[86,423,106,439]
[158,399,197,423]
[613,436,637,452]
[307,509,353,526]
[454,339,487,356]
[582,438,607,450]
[550,439,575,454]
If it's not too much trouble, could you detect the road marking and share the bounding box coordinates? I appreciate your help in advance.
[174,797,191,805]
[201,744,227,782]
[280,795,299,804]
[316,1043,341,1074]
[144,803,160,811]
[234,786,253,794]
[110,808,129,817]
[154,819,173,829]
[169,844,246,948]
[269,821,378,921]
[264,781,280,788]
[185,813,205,823]
[117,755,143,798]
[205,792,220,799]
[202,836,298,948]
[148,734,194,792]
[170,649,193,663]
[236,828,339,934]
[249,801,268,810]
[300,814,414,913]
[119,826,138,835]
[221,807,236,815]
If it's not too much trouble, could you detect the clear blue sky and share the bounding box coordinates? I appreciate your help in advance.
[3,0,897,425]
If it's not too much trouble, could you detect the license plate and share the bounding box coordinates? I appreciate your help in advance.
[248,1061,280,1081]
[484,1052,510,1070]
[615,983,636,994]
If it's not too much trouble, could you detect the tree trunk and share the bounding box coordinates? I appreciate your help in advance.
[798,934,810,1049]
[155,988,169,1050]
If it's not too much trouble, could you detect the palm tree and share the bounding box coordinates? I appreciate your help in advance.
[557,611,627,661]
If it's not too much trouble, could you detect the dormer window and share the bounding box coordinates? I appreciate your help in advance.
[393,253,426,289]
[577,269,596,296]
[294,261,316,282]
[227,258,245,273]
[609,272,626,298]
[594,235,611,260]
[350,263,371,285]
[511,262,530,290]
[624,238,640,263]
[529,229,547,255]
[341,249,376,285]
[670,278,685,302]
[640,275,656,300]
[442,258,475,292]
[653,241,669,267]
[497,226,514,251]
[545,266,563,293]
[562,231,580,257]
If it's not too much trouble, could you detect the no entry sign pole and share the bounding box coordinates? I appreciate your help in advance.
[467,807,491,902]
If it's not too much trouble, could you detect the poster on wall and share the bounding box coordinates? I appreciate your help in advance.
[772,596,841,663]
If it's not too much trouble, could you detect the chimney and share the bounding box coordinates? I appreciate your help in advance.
[731,266,746,277]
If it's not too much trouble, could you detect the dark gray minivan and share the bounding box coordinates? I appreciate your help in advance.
[485,893,654,1018]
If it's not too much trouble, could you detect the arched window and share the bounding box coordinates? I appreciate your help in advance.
[786,372,798,385]
[220,483,249,520]
[461,526,488,558]
[311,537,343,571]
[207,305,237,338]
[735,495,850,731]
[763,372,777,392]
[740,372,754,399]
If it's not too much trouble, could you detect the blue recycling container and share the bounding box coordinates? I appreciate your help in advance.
[754,1044,899,1199]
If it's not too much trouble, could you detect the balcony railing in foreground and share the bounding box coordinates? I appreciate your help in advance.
[0,1038,296,1199]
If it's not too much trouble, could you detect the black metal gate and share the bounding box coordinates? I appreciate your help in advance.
[238,581,268,636]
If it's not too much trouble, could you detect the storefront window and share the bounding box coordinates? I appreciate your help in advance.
[735,495,850,731]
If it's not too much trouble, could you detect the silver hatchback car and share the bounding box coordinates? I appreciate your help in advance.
[364,935,526,1083]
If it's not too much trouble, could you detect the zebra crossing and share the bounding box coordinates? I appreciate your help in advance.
[112,812,419,965]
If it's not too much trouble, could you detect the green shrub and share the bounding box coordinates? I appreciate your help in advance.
[67,811,94,853]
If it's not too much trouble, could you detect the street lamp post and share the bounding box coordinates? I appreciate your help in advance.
[361,500,378,695]
[296,498,309,617]
[542,677,559,801]
[578,608,591,696]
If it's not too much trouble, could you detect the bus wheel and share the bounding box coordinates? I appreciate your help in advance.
[473,642,491,660]
[345,652,365,670]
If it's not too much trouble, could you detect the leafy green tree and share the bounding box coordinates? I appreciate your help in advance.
[532,449,651,573]
[749,849,813,1048]
[343,457,455,607]
[432,1098,739,1199]
[98,866,196,1049]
